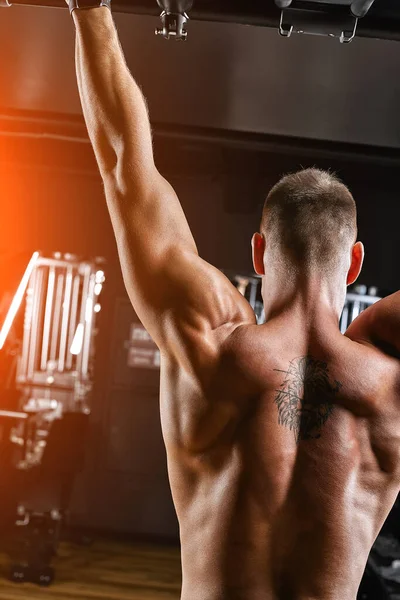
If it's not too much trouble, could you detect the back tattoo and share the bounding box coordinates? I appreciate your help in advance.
[274,356,342,442]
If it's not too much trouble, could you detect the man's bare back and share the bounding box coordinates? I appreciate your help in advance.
[162,306,400,600]
[67,8,400,599]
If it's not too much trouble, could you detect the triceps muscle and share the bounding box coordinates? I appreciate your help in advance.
[101,175,199,339]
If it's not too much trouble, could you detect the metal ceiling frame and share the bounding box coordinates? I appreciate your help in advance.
[0,0,399,42]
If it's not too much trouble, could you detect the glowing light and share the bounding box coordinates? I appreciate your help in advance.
[94,303,101,313]
[85,298,93,322]
[70,323,84,356]
[94,283,102,296]
[0,252,40,350]
[95,270,105,283]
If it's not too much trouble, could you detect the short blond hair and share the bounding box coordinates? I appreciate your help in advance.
[261,168,357,272]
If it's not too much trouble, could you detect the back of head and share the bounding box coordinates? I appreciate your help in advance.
[261,168,357,275]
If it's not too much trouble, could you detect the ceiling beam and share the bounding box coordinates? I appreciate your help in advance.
[4,0,400,41]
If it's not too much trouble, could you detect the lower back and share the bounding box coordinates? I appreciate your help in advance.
[178,407,391,600]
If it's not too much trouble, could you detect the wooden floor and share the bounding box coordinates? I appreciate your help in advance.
[0,540,397,600]
[0,540,182,600]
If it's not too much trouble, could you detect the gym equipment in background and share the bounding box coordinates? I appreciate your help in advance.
[224,271,381,327]
[274,0,377,43]
[0,251,105,586]
[339,285,380,333]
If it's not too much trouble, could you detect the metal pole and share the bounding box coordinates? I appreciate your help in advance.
[0,0,399,43]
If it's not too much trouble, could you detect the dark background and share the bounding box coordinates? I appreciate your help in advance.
[0,3,399,540]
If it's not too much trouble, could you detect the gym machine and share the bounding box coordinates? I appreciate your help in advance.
[339,285,380,332]
[0,0,398,43]
[0,251,105,585]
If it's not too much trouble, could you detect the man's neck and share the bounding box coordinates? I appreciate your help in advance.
[261,273,346,326]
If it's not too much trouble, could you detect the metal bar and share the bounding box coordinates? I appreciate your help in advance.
[340,305,349,333]
[27,268,44,379]
[75,265,91,375]
[49,272,64,362]
[66,274,80,370]
[1,0,400,42]
[36,256,80,269]
[257,308,265,325]
[40,266,55,370]
[249,280,258,309]
[81,274,96,378]
[19,269,36,379]
[350,300,361,323]
[0,410,28,419]
[58,267,73,372]
[21,381,75,392]
[346,293,380,304]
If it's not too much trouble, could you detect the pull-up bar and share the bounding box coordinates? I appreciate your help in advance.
[0,0,399,42]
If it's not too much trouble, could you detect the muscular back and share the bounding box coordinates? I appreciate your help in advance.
[69,9,400,600]
[161,306,400,600]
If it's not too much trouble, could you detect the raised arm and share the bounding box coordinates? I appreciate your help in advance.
[369,291,400,358]
[71,7,254,358]
[346,291,400,359]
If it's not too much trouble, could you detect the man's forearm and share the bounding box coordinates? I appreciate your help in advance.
[73,8,155,187]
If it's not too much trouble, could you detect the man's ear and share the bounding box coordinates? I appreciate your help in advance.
[347,241,364,286]
[252,233,265,276]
